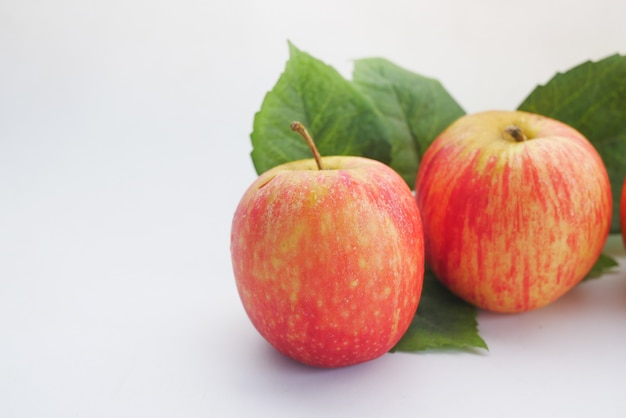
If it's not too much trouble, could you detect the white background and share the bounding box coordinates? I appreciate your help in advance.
[2,0,626,417]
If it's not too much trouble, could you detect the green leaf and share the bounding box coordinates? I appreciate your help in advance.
[352,58,465,189]
[250,42,391,175]
[391,270,488,352]
[583,252,619,281]
[518,54,626,233]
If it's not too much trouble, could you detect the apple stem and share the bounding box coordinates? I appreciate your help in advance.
[290,121,324,170]
[505,125,528,142]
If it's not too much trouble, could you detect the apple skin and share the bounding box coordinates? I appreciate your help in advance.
[415,110,612,313]
[231,156,424,367]
[621,177,626,248]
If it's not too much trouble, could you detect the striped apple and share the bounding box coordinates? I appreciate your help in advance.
[415,110,612,313]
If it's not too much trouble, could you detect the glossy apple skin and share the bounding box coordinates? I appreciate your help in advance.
[231,156,424,367]
[415,110,612,313]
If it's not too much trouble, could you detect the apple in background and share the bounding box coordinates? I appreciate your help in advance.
[621,177,626,248]
[415,110,612,313]
[231,122,424,368]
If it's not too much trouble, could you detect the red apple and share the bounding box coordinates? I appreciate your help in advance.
[621,177,626,248]
[231,123,424,367]
[415,110,612,313]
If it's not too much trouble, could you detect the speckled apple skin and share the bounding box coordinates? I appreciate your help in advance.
[231,156,424,368]
[416,110,612,313]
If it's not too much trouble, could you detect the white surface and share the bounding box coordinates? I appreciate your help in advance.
[1,1,626,417]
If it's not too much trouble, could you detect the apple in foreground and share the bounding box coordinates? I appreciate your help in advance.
[415,110,612,313]
[231,122,424,367]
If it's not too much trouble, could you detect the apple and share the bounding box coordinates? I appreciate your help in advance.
[415,110,612,313]
[231,122,424,367]
[621,177,626,248]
